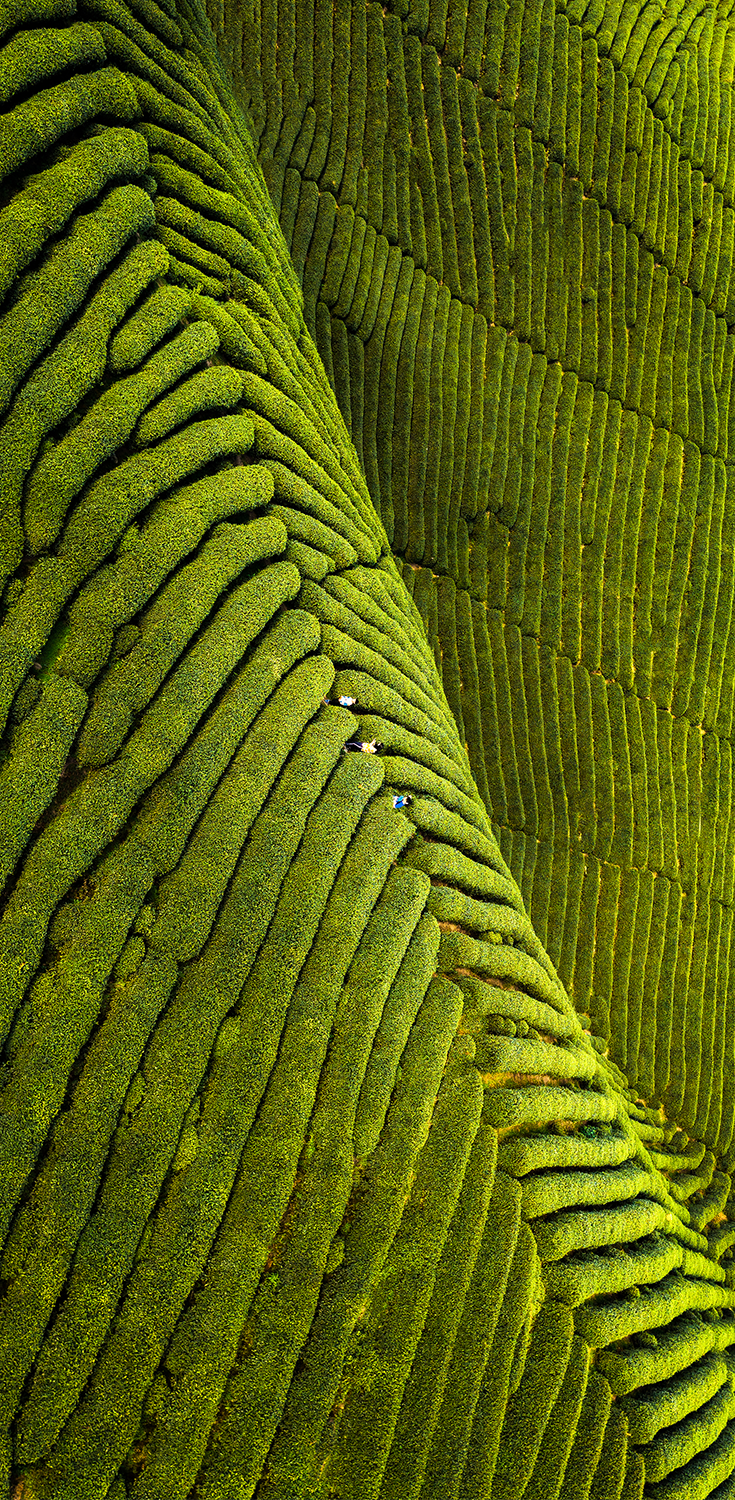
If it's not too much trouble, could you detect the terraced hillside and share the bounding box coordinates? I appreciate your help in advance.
[225,0,735,1150]
[2,0,735,1496]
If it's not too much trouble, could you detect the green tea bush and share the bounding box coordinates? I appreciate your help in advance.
[4,0,735,1491]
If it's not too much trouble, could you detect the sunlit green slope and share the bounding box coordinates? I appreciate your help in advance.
[0,0,735,1495]
[227,0,735,1153]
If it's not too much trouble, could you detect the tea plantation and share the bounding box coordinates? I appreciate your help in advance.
[1,0,735,1492]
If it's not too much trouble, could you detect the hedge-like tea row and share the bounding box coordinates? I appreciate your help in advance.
[4,0,735,1494]
[0,12,531,1493]
[396,563,735,1154]
[226,0,735,1198]
[220,0,735,1483]
[0,7,638,1497]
